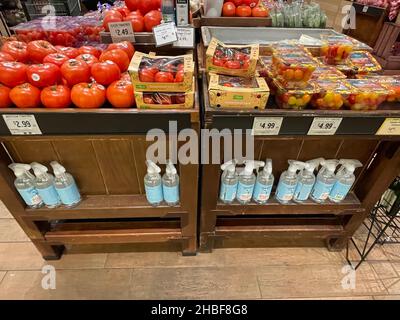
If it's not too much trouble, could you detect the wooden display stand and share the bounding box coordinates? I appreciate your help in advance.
[199,77,400,252]
[374,22,400,74]
[0,104,199,259]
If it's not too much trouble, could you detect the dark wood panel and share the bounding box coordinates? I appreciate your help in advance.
[6,140,59,165]
[298,139,343,161]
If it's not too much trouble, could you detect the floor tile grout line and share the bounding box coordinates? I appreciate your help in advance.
[0,271,7,286]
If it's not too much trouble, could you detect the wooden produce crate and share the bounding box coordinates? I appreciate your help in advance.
[0,102,200,259]
[373,22,400,74]
[199,76,400,252]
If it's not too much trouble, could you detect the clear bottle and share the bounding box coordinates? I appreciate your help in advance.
[50,161,81,208]
[219,159,238,204]
[310,159,339,203]
[175,0,190,26]
[293,158,324,203]
[162,0,176,23]
[329,159,362,203]
[252,159,274,204]
[144,160,163,207]
[237,160,264,205]
[275,160,305,204]
[31,162,61,209]
[162,159,180,206]
[8,163,43,209]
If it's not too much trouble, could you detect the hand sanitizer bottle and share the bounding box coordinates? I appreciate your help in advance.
[31,162,61,208]
[293,158,324,203]
[162,159,179,206]
[252,159,274,204]
[275,160,304,204]
[144,160,163,207]
[237,160,264,205]
[310,159,339,203]
[329,159,362,203]
[219,159,238,204]
[50,161,81,207]
[8,163,43,209]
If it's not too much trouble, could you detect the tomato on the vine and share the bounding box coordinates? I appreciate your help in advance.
[9,83,41,108]
[76,53,99,67]
[60,59,91,86]
[40,85,71,108]
[99,49,130,72]
[43,53,69,67]
[26,63,61,88]
[1,41,28,63]
[0,61,27,87]
[91,60,121,86]
[107,41,135,60]
[154,71,174,83]
[0,84,12,108]
[71,82,106,109]
[27,40,57,63]
[106,80,135,108]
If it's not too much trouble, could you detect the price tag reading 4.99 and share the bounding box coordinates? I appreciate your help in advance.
[308,117,342,135]
[2,114,42,135]
[252,117,283,135]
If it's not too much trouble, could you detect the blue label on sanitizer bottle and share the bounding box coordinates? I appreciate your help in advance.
[237,182,254,202]
[163,185,179,203]
[253,181,272,202]
[17,186,42,206]
[329,181,352,201]
[276,181,296,202]
[56,183,81,205]
[219,182,237,202]
[145,184,163,204]
[311,180,334,201]
[294,182,313,201]
[37,185,60,206]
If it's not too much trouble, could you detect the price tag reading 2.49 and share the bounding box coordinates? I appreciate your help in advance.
[252,117,283,135]
[109,21,135,42]
[308,117,342,135]
[2,114,42,135]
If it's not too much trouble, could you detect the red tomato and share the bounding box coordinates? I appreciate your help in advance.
[76,53,99,68]
[103,13,123,32]
[155,71,174,83]
[99,49,130,72]
[232,0,243,6]
[252,6,269,17]
[9,83,41,108]
[139,68,156,82]
[0,84,12,108]
[143,95,154,104]
[60,59,91,87]
[125,0,140,11]
[144,10,162,32]
[27,40,57,63]
[236,5,252,17]
[40,85,71,108]
[175,70,184,83]
[348,94,356,105]
[71,82,106,109]
[242,60,250,69]
[222,2,236,16]
[118,6,131,17]
[225,60,241,69]
[213,57,225,67]
[91,60,121,86]
[26,63,61,88]
[242,0,258,7]
[175,94,185,104]
[1,41,28,63]
[106,80,135,108]
[107,41,135,60]
[56,46,79,58]
[0,52,15,62]
[124,14,145,32]
[78,46,102,59]
[0,61,27,87]
[43,53,69,67]
[138,0,154,14]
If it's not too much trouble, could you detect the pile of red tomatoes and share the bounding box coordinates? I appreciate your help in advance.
[0,40,136,109]
[103,0,162,33]
[222,0,269,17]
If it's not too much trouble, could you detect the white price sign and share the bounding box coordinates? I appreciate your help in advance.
[252,117,283,136]
[308,117,342,135]
[3,114,42,135]
[362,5,369,13]
[153,22,178,47]
[173,27,195,48]
[109,21,135,42]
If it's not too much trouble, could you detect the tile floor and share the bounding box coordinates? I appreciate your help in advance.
[0,200,399,300]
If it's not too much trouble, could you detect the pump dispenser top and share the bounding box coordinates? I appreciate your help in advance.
[287,160,305,174]
[165,159,177,176]
[30,162,49,177]
[304,158,324,174]
[240,160,265,176]
[221,159,237,174]
[146,160,161,175]
[338,159,363,174]
[8,163,32,177]
[320,159,339,173]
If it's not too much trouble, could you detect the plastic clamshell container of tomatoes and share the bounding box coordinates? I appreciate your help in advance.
[311,65,346,80]
[368,76,400,103]
[135,80,195,109]
[258,56,277,94]
[271,52,318,89]
[208,74,269,109]
[129,51,194,92]
[206,38,259,78]
[345,79,389,111]
[348,51,382,74]
[311,79,352,110]
[274,80,317,110]
[320,35,353,66]
[263,41,311,56]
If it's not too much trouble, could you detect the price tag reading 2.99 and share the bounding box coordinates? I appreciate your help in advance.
[2,114,42,135]
[252,117,283,135]
[308,117,342,135]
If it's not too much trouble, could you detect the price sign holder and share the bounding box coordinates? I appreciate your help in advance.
[376,118,400,135]
[173,27,195,48]
[109,21,135,43]
[362,5,369,13]
[308,117,342,136]
[252,117,283,136]
[153,22,178,47]
[2,114,42,135]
